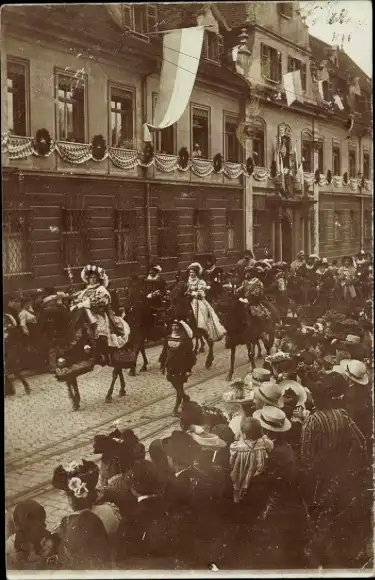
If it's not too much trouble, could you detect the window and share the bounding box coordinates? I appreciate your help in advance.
[114,210,137,263]
[191,106,210,159]
[287,57,307,91]
[316,139,324,174]
[224,114,239,162]
[110,86,134,148]
[349,210,359,240]
[253,209,262,249]
[278,2,293,18]
[252,119,266,167]
[364,210,372,239]
[201,31,224,63]
[348,147,356,178]
[7,58,28,136]
[333,211,343,242]
[122,4,157,35]
[3,209,31,276]
[226,209,243,252]
[363,150,370,179]
[56,71,86,143]
[332,142,341,175]
[157,210,178,258]
[319,210,327,243]
[261,44,282,83]
[194,210,213,254]
[152,93,175,154]
[321,80,331,102]
[302,132,313,172]
[61,209,91,269]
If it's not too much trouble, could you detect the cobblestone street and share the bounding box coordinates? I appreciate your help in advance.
[5,341,254,531]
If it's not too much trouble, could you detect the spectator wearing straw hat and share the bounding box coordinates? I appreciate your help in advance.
[340,359,372,440]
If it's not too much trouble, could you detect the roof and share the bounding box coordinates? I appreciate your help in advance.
[213,2,247,29]
[309,34,371,92]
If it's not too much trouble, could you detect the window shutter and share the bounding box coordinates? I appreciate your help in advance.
[277,51,282,82]
[147,5,157,32]
[261,44,267,76]
[217,34,224,56]
[287,56,292,73]
[122,4,133,28]
[202,31,209,60]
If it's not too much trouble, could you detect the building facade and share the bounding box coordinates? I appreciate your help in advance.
[2,2,372,295]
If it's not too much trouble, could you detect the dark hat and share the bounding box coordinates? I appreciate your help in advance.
[164,430,201,465]
[60,510,111,570]
[52,459,99,492]
[128,459,163,496]
[180,401,204,429]
[13,500,46,532]
[210,424,235,445]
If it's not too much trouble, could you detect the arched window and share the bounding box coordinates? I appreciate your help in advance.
[252,117,266,167]
[301,130,313,172]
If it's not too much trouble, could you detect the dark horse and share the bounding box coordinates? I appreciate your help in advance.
[218,289,276,381]
[122,279,169,376]
[166,279,215,369]
[39,300,134,410]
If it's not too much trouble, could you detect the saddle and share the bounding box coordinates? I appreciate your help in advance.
[249,304,270,321]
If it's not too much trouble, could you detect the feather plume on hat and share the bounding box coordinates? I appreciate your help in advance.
[187,262,203,275]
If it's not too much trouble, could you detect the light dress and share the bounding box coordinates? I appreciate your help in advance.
[230,435,274,503]
[186,277,226,342]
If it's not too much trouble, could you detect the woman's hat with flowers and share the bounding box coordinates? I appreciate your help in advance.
[81,264,109,288]
[52,459,99,496]
[187,262,203,275]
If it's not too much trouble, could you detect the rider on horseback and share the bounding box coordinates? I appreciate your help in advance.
[186,262,226,343]
[235,266,270,322]
[70,265,129,353]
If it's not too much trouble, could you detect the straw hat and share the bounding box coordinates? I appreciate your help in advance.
[189,430,226,450]
[253,406,291,433]
[343,334,361,346]
[278,380,307,406]
[340,359,369,386]
[253,382,284,408]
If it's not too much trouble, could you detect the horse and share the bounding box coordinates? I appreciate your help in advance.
[217,289,275,381]
[122,279,169,375]
[166,279,215,369]
[39,299,134,410]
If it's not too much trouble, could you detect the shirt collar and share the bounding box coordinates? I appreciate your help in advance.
[137,494,157,503]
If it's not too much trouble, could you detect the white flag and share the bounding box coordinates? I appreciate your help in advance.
[333,94,344,110]
[283,72,296,106]
[144,26,205,141]
[317,80,324,100]
[292,70,304,103]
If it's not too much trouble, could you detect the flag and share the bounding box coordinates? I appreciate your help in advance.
[273,139,280,173]
[346,85,356,113]
[279,152,285,192]
[143,26,205,141]
[351,78,361,96]
[333,94,344,110]
[292,70,304,103]
[318,61,330,82]
[317,80,324,100]
[283,70,303,106]
[283,72,297,106]
[232,45,244,75]
[293,142,304,188]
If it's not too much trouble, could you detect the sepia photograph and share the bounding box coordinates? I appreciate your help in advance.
[2,1,373,577]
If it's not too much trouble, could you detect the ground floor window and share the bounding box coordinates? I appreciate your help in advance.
[61,208,91,269]
[114,209,137,263]
[157,209,179,258]
[226,209,243,251]
[3,209,32,276]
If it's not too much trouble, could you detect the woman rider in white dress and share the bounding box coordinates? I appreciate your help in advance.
[185,262,226,343]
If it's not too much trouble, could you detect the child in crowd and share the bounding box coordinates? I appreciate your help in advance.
[229,417,274,503]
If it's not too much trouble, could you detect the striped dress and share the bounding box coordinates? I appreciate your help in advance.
[229,435,274,503]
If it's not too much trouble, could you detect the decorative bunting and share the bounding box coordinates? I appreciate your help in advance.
[2,133,371,191]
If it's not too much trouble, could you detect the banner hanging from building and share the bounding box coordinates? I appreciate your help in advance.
[143,26,205,141]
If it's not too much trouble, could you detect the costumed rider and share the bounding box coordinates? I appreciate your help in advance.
[337,256,357,302]
[144,264,167,308]
[235,266,270,324]
[202,255,223,302]
[70,265,129,361]
[186,262,226,343]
